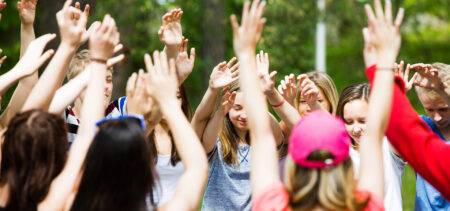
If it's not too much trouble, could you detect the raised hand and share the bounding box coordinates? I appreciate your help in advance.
[394,61,418,93]
[158,9,183,47]
[217,86,237,116]
[18,0,38,25]
[230,0,266,55]
[176,37,195,83]
[0,49,6,69]
[126,70,154,117]
[15,34,56,76]
[209,57,240,90]
[297,74,320,108]
[106,44,125,68]
[56,0,88,47]
[410,63,444,91]
[256,51,277,95]
[0,0,6,20]
[364,0,404,64]
[144,51,178,104]
[89,14,120,62]
[278,74,297,106]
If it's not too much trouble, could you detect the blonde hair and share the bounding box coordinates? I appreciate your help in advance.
[284,150,369,210]
[295,72,339,114]
[415,63,450,101]
[67,49,114,81]
[218,83,250,165]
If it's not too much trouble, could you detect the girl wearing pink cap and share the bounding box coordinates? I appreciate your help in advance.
[229,0,403,210]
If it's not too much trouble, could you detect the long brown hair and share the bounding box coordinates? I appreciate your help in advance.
[0,110,67,210]
[147,84,192,166]
[218,84,250,165]
[284,150,369,210]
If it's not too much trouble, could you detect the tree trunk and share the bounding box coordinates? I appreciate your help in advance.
[201,0,225,90]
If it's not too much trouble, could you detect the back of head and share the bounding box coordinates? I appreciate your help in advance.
[336,83,370,119]
[415,63,450,101]
[0,110,67,210]
[71,118,156,211]
[285,111,369,210]
[296,72,339,114]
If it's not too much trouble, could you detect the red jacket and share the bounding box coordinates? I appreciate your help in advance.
[365,65,450,200]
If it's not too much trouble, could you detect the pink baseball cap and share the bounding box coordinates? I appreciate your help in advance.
[288,110,351,169]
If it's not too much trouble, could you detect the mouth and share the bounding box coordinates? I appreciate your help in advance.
[238,120,247,126]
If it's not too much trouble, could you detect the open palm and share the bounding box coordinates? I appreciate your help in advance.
[18,0,38,25]
[159,9,183,47]
[209,59,239,90]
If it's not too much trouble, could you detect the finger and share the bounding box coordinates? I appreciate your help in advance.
[114,44,123,53]
[230,62,240,73]
[241,1,250,27]
[107,54,125,68]
[256,0,266,21]
[229,91,237,103]
[83,4,90,18]
[36,49,55,68]
[126,72,137,96]
[74,2,80,9]
[404,63,411,80]
[289,73,295,85]
[278,85,284,95]
[160,51,169,74]
[248,0,260,26]
[269,71,277,81]
[364,4,376,27]
[399,60,404,75]
[409,72,419,84]
[189,48,195,63]
[362,27,371,45]
[231,69,240,78]
[281,80,286,90]
[230,15,240,37]
[297,74,308,85]
[153,51,162,75]
[374,0,384,20]
[394,8,404,30]
[385,0,392,23]
[144,53,154,73]
[227,57,237,69]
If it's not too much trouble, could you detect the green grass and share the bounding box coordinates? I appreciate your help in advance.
[402,164,417,211]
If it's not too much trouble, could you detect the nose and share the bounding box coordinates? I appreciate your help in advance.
[353,125,362,135]
[240,112,247,119]
[433,113,442,122]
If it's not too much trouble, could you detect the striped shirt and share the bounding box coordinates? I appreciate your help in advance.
[63,96,128,145]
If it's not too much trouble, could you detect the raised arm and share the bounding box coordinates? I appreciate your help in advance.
[0,34,55,97]
[358,0,403,198]
[256,51,300,132]
[0,0,5,20]
[231,0,278,196]
[142,51,208,211]
[0,0,41,128]
[191,58,238,144]
[38,15,119,210]
[22,0,88,112]
[48,67,91,114]
[158,9,183,60]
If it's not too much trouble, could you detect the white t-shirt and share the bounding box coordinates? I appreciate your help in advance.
[152,154,185,206]
[350,137,406,211]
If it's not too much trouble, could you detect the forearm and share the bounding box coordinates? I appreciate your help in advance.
[163,46,179,62]
[191,87,220,138]
[22,43,77,111]
[0,69,25,96]
[49,69,90,114]
[201,109,225,153]
[20,24,35,58]
[266,88,300,130]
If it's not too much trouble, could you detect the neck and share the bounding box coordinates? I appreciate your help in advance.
[437,124,450,140]
[154,123,172,155]
[236,129,248,145]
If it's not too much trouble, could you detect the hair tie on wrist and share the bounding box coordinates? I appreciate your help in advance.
[270,98,285,108]
[91,57,108,64]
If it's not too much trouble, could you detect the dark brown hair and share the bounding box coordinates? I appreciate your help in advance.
[147,84,192,166]
[0,110,67,210]
[336,83,370,120]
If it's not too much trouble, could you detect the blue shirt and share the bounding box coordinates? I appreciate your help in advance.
[201,140,252,211]
[415,115,450,211]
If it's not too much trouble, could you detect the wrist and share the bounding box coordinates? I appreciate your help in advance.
[158,98,180,113]
[21,23,34,29]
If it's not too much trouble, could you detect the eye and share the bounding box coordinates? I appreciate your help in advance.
[344,120,353,125]
[300,100,307,103]
[439,108,449,112]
